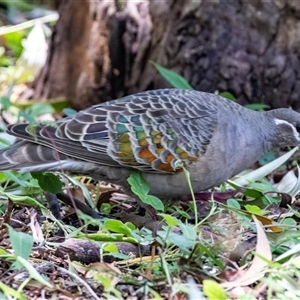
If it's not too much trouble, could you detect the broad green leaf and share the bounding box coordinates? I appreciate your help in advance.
[244,204,262,215]
[160,213,179,227]
[226,198,241,209]
[94,274,113,291]
[242,188,265,198]
[0,172,8,182]
[219,91,236,101]
[203,280,227,300]
[100,203,111,214]
[3,31,24,57]
[281,218,297,226]
[104,219,134,237]
[31,172,63,194]
[125,222,136,231]
[180,223,197,241]
[151,62,193,89]
[249,181,276,193]
[127,171,164,211]
[103,242,119,253]
[141,194,164,211]
[8,225,34,270]
[127,171,150,196]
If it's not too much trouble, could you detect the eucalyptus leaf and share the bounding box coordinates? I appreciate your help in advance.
[151,62,193,89]
[31,172,63,194]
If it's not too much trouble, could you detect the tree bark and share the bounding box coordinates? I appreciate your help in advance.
[32,0,300,110]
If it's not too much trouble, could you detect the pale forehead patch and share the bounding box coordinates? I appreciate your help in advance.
[274,118,299,138]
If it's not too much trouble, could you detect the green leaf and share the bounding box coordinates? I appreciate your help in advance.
[31,172,63,194]
[8,225,34,270]
[244,103,270,111]
[0,247,8,255]
[0,281,27,300]
[94,273,113,291]
[160,213,179,227]
[141,194,164,211]
[63,108,77,117]
[202,280,227,300]
[100,203,111,214]
[127,171,164,211]
[244,204,262,215]
[26,103,55,118]
[125,222,136,231]
[18,110,36,124]
[281,218,297,226]
[103,242,119,253]
[249,181,276,193]
[4,193,46,208]
[0,172,8,182]
[194,244,224,269]
[242,188,265,198]
[3,31,24,57]
[173,206,190,218]
[104,219,134,237]
[127,171,150,196]
[3,170,28,187]
[157,230,194,251]
[0,96,11,110]
[17,257,53,288]
[226,198,241,209]
[151,62,193,89]
[180,223,197,241]
[219,91,236,101]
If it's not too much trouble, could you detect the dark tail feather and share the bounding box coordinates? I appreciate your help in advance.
[0,140,68,172]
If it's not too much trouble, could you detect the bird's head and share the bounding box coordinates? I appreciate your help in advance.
[264,108,300,147]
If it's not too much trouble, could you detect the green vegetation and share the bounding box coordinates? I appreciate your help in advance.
[0,6,300,299]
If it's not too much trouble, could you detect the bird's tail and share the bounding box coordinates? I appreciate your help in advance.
[0,140,69,172]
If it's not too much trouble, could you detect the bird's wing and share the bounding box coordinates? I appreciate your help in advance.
[7,89,219,173]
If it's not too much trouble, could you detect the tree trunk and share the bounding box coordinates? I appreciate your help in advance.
[32,0,300,110]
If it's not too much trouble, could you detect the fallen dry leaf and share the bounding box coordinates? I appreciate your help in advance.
[221,215,272,289]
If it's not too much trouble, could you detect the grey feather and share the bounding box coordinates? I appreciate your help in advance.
[1,89,300,198]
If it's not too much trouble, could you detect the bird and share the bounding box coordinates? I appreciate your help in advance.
[0,88,300,199]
